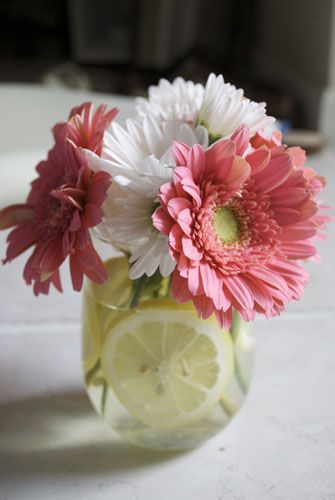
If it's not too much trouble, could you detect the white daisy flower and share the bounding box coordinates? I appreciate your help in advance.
[135,73,274,141]
[85,116,208,279]
[136,76,205,124]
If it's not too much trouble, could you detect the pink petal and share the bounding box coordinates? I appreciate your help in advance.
[86,170,111,206]
[152,206,173,235]
[187,144,205,180]
[206,139,236,167]
[0,204,33,230]
[223,275,254,310]
[171,270,193,303]
[167,198,192,220]
[243,273,273,311]
[67,102,118,155]
[240,309,256,322]
[192,294,214,320]
[272,207,301,225]
[246,147,270,175]
[169,223,183,251]
[172,141,190,166]
[279,222,317,241]
[289,146,306,167]
[177,252,190,278]
[254,151,293,193]
[31,268,63,296]
[182,236,203,261]
[270,187,307,207]
[69,210,82,231]
[224,157,250,190]
[215,307,233,329]
[74,225,90,251]
[181,177,202,207]
[251,130,282,149]
[199,262,217,299]
[72,242,108,289]
[70,253,84,291]
[173,166,194,183]
[280,241,318,260]
[173,166,194,197]
[249,267,291,299]
[274,200,318,225]
[62,230,75,257]
[159,182,177,205]
[279,168,304,188]
[39,235,65,273]
[51,269,63,292]
[83,203,103,227]
[188,265,203,294]
[84,255,108,284]
[4,223,38,262]
[213,286,231,312]
[231,124,250,155]
[211,156,234,183]
[296,200,318,222]
[270,258,309,279]
[68,101,90,120]
[177,208,193,236]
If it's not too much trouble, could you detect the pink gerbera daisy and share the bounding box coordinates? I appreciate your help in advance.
[0,103,117,294]
[66,101,118,155]
[152,126,327,328]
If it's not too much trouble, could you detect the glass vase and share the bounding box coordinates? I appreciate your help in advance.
[82,256,254,451]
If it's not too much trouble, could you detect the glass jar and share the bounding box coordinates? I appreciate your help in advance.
[82,256,254,451]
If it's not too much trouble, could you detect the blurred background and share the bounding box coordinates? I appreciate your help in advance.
[1,0,335,134]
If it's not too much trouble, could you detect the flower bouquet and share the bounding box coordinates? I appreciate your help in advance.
[0,75,328,450]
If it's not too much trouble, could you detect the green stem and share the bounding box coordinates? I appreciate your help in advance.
[231,311,249,394]
[230,310,241,343]
[84,359,100,386]
[233,352,249,394]
[98,275,147,416]
[130,275,147,309]
[165,275,172,298]
[219,398,235,418]
[101,380,108,416]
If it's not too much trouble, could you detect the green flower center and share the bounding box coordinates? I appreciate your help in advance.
[213,207,240,244]
[150,200,160,216]
[197,119,222,145]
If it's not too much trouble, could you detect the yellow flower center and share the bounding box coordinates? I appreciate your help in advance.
[213,207,240,244]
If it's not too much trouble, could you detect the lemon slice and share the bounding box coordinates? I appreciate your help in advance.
[82,289,102,373]
[82,257,132,373]
[101,306,234,429]
[88,256,132,310]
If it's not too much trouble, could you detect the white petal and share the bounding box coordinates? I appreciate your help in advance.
[129,233,173,279]
[159,250,176,277]
[135,76,204,123]
[85,150,113,174]
[199,73,274,138]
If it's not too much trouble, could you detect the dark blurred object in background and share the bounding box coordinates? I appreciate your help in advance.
[68,0,201,69]
[0,0,68,66]
[1,0,335,131]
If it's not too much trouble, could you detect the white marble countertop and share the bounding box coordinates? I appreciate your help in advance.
[0,84,334,500]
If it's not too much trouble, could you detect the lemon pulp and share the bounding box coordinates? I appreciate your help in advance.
[101,307,233,429]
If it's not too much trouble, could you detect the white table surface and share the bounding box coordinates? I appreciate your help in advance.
[0,84,334,500]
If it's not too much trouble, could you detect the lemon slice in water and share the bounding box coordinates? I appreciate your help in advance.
[101,306,233,429]
[82,257,132,373]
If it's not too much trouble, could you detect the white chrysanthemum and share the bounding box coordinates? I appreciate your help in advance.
[135,73,274,140]
[136,77,204,124]
[86,116,208,279]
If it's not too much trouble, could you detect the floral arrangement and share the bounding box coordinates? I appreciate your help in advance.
[0,74,328,329]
